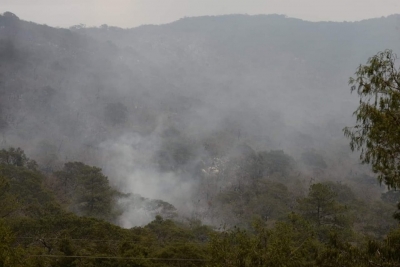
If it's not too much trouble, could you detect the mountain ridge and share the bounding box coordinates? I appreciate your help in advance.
[0,10,399,226]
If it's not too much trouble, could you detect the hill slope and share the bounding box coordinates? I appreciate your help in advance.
[0,12,399,225]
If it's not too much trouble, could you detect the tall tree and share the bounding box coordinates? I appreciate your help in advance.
[297,183,348,229]
[54,162,119,220]
[344,50,400,189]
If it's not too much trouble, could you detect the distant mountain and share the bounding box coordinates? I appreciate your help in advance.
[0,12,399,220]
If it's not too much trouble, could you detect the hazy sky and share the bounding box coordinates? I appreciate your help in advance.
[1,0,400,28]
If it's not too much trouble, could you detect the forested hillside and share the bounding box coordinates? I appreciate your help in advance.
[1,11,400,266]
[0,147,399,266]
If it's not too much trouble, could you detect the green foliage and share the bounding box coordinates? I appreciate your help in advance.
[0,176,19,218]
[6,213,211,266]
[145,215,196,243]
[208,216,321,267]
[54,162,120,220]
[297,183,352,242]
[215,180,292,227]
[1,14,400,265]
[344,50,400,189]
[0,147,37,170]
[0,162,61,218]
[0,146,400,266]
[213,147,294,190]
[361,227,400,267]
[316,233,368,267]
[0,219,23,267]
[298,183,343,226]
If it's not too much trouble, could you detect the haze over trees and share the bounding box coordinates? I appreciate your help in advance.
[1,11,400,266]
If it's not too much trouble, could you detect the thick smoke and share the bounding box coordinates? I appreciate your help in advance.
[0,12,399,226]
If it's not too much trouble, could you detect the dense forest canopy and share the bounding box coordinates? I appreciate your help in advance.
[1,11,400,266]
